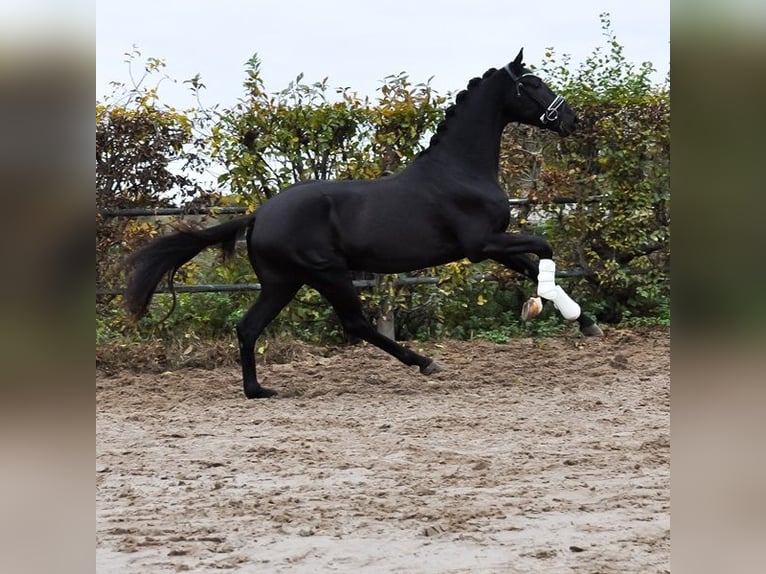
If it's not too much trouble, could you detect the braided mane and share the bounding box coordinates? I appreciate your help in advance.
[419,68,497,156]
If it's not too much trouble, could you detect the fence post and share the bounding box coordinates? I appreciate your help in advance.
[373,151,401,340]
[374,274,396,340]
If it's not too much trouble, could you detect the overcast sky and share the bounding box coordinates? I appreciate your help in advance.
[96,0,669,109]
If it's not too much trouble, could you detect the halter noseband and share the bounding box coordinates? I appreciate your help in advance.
[503,64,565,125]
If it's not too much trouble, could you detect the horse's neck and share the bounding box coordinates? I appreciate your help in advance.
[421,81,509,180]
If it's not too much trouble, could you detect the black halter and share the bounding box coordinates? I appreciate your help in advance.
[503,64,565,125]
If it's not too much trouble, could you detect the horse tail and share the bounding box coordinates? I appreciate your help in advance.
[124,214,256,320]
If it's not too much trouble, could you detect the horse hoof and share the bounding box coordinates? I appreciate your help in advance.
[420,361,443,376]
[244,386,279,399]
[580,323,604,337]
[521,296,543,321]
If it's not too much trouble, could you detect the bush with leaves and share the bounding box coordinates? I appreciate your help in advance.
[211,55,445,202]
[96,51,217,293]
[97,17,669,344]
[534,13,670,323]
[208,56,448,332]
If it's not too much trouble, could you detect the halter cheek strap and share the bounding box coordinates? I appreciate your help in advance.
[503,64,533,95]
[503,64,565,124]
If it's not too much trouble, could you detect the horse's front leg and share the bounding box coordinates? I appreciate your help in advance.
[471,234,603,336]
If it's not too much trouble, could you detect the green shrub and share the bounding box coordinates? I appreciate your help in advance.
[96,14,669,346]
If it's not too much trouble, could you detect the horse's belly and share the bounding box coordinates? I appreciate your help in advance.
[346,233,461,273]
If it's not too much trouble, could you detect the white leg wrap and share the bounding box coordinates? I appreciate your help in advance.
[551,285,581,320]
[536,258,581,320]
[537,259,558,299]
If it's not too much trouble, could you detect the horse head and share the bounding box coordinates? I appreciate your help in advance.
[502,48,577,136]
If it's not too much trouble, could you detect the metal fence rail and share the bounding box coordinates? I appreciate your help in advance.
[96,269,596,297]
[97,195,606,218]
[96,194,632,298]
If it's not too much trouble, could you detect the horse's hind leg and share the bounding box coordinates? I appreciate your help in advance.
[236,282,301,398]
[309,271,440,375]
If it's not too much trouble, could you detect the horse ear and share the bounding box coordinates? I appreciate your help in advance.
[513,48,524,68]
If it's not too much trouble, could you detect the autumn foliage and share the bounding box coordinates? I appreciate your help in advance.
[97,16,669,342]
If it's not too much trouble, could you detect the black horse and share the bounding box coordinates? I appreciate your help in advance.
[125,49,602,399]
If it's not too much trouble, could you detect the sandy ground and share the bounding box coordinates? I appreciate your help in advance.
[96,329,669,573]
